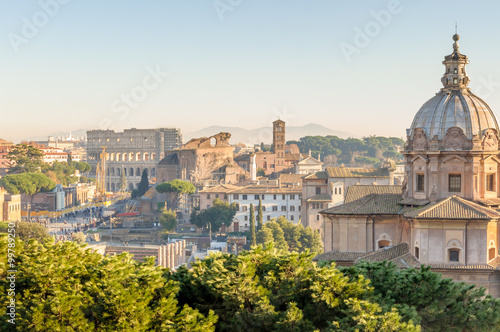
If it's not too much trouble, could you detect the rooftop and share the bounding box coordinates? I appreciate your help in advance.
[326,167,390,178]
[345,185,402,204]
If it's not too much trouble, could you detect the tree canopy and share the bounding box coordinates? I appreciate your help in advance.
[287,135,405,167]
[157,179,196,209]
[159,209,178,234]
[6,144,44,173]
[0,172,55,196]
[256,216,323,254]
[190,198,237,233]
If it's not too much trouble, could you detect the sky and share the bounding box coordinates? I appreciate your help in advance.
[1,0,500,143]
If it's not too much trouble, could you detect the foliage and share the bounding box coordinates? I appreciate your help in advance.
[0,221,50,242]
[6,144,44,174]
[190,199,237,233]
[137,169,150,197]
[119,167,127,191]
[159,209,178,233]
[340,261,500,332]
[256,216,323,254]
[355,156,381,166]
[157,179,196,209]
[256,167,266,177]
[249,203,256,246]
[260,142,271,152]
[287,135,405,166]
[72,231,86,244]
[42,160,91,185]
[0,172,55,196]
[0,238,217,331]
[257,197,263,231]
[171,245,418,331]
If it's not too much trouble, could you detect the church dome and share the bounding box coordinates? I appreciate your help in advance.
[408,35,500,141]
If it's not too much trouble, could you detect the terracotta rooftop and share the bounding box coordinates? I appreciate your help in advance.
[326,167,390,178]
[307,194,332,202]
[404,196,500,220]
[199,184,240,193]
[304,171,328,180]
[345,185,402,204]
[320,193,406,215]
[354,242,420,268]
[200,184,301,195]
[279,173,305,185]
[313,250,370,262]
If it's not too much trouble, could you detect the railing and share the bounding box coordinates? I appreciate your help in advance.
[21,197,122,218]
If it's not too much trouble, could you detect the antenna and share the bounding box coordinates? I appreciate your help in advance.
[455,22,457,34]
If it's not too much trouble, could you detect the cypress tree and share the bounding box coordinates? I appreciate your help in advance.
[249,203,256,246]
[137,169,149,197]
[119,167,127,192]
[257,197,263,231]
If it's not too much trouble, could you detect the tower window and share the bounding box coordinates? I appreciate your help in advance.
[416,174,425,192]
[453,78,458,84]
[487,174,496,192]
[454,68,458,74]
[449,249,459,262]
[415,247,420,259]
[448,174,461,192]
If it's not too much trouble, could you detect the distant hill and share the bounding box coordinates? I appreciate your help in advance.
[184,123,351,144]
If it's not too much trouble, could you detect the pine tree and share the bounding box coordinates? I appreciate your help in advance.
[137,169,149,197]
[249,203,256,246]
[119,167,127,191]
[67,153,73,165]
[257,197,263,231]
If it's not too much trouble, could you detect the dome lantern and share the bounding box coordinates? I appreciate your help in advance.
[441,34,470,91]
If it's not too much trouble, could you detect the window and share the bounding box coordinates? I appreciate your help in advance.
[290,195,295,200]
[282,195,285,200]
[453,78,458,84]
[316,215,320,221]
[267,216,271,221]
[316,187,321,195]
[262,206,266,211]
[215,194,219,199]
[298,206,301,211]
[224,194,228,200]
[242,206,248,212]
[207,194,211,199]
[254,195,259,200]
[449,249,460,262]
[242,195,248,200]
[244,216,248,221]
[487,174,496,191]
[273,195,277,200]
[448,174,461,192]
[489,247,496,261]
[281,206,287,212]
[454,68,458,74]
[236,204,240,211]
[291,215,294,221]
[416,174,425,192]
[335,188,337,195]
[415,247,420,259]
[234,194,239,199]
[261,195,265,199]
[290,206,295,211]
[272,206,278,211]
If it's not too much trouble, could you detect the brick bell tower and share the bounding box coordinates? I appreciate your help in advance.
[273,119,286,173]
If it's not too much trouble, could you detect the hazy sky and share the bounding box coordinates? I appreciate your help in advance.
[1,1,500,142]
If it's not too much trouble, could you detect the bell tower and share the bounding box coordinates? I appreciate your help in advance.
[273,119,286,172]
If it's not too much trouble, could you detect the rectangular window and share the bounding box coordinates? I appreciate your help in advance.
[233,194,239,199]
[316,187,321,195]
[254,195,259,200]
[262,206,266,211]
[244,216,248,221]
[215,194,219,199]
[242,195,247,200]
[273,195,277,200]
[207,194,211,199]
[415,247,420,259]
[291,215,294,221]
[272,206,278,211]
[261,195,265,199]
[449,249,460,262]
[290,194,295,200]
[449,174,461,192]
[224,194,228,200]
[487,174,496,192]
[316,214,320,221]
[416,174,425,192]
[267,215,271,221]
[281,206,287,212]
[290,206,295,211]
[282,194,286,200]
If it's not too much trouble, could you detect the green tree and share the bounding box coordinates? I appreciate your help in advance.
[136,169,149,197]
[257,168,266,177]
[0,238,217,331]
[264,221,288,251]
[159,209,177,233]
[249,203,256,246]
[257,197,263,231]
[340,261,500,331]
[256,227,273,245]
[0,221,50,242]
[74,161,91,173]
[7,144,44,173]
[119,167,127,191]
[172,245,418,331]
[67,153,72,165]
[190,198,237,233]
[0,173,55,219]
[157,179,196,210]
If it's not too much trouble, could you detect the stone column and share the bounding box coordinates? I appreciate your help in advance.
[158,245,163,267]
[169,243,175,269]
[165,245,171,269]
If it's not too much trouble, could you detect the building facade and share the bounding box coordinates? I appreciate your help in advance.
[87,128,182,191]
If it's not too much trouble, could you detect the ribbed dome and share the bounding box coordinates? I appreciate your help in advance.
[408,35,499,141]
[409,90,499,140]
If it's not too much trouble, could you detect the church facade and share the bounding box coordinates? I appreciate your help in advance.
[320,35,500,297]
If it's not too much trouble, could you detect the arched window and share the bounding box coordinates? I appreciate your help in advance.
[124,168,127,176]
[116,168,121,176]
[136,168,141,176]
[129,153,134,161]
[130,168,134,177]
[136,153,141,161]
[116,154,121,161]
[123,153,128,161]
[144,153,149,161]
[151,153,156,160]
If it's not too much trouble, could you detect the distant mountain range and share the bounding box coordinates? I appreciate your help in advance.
[24,124,351,145]
[184,123,352,144]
